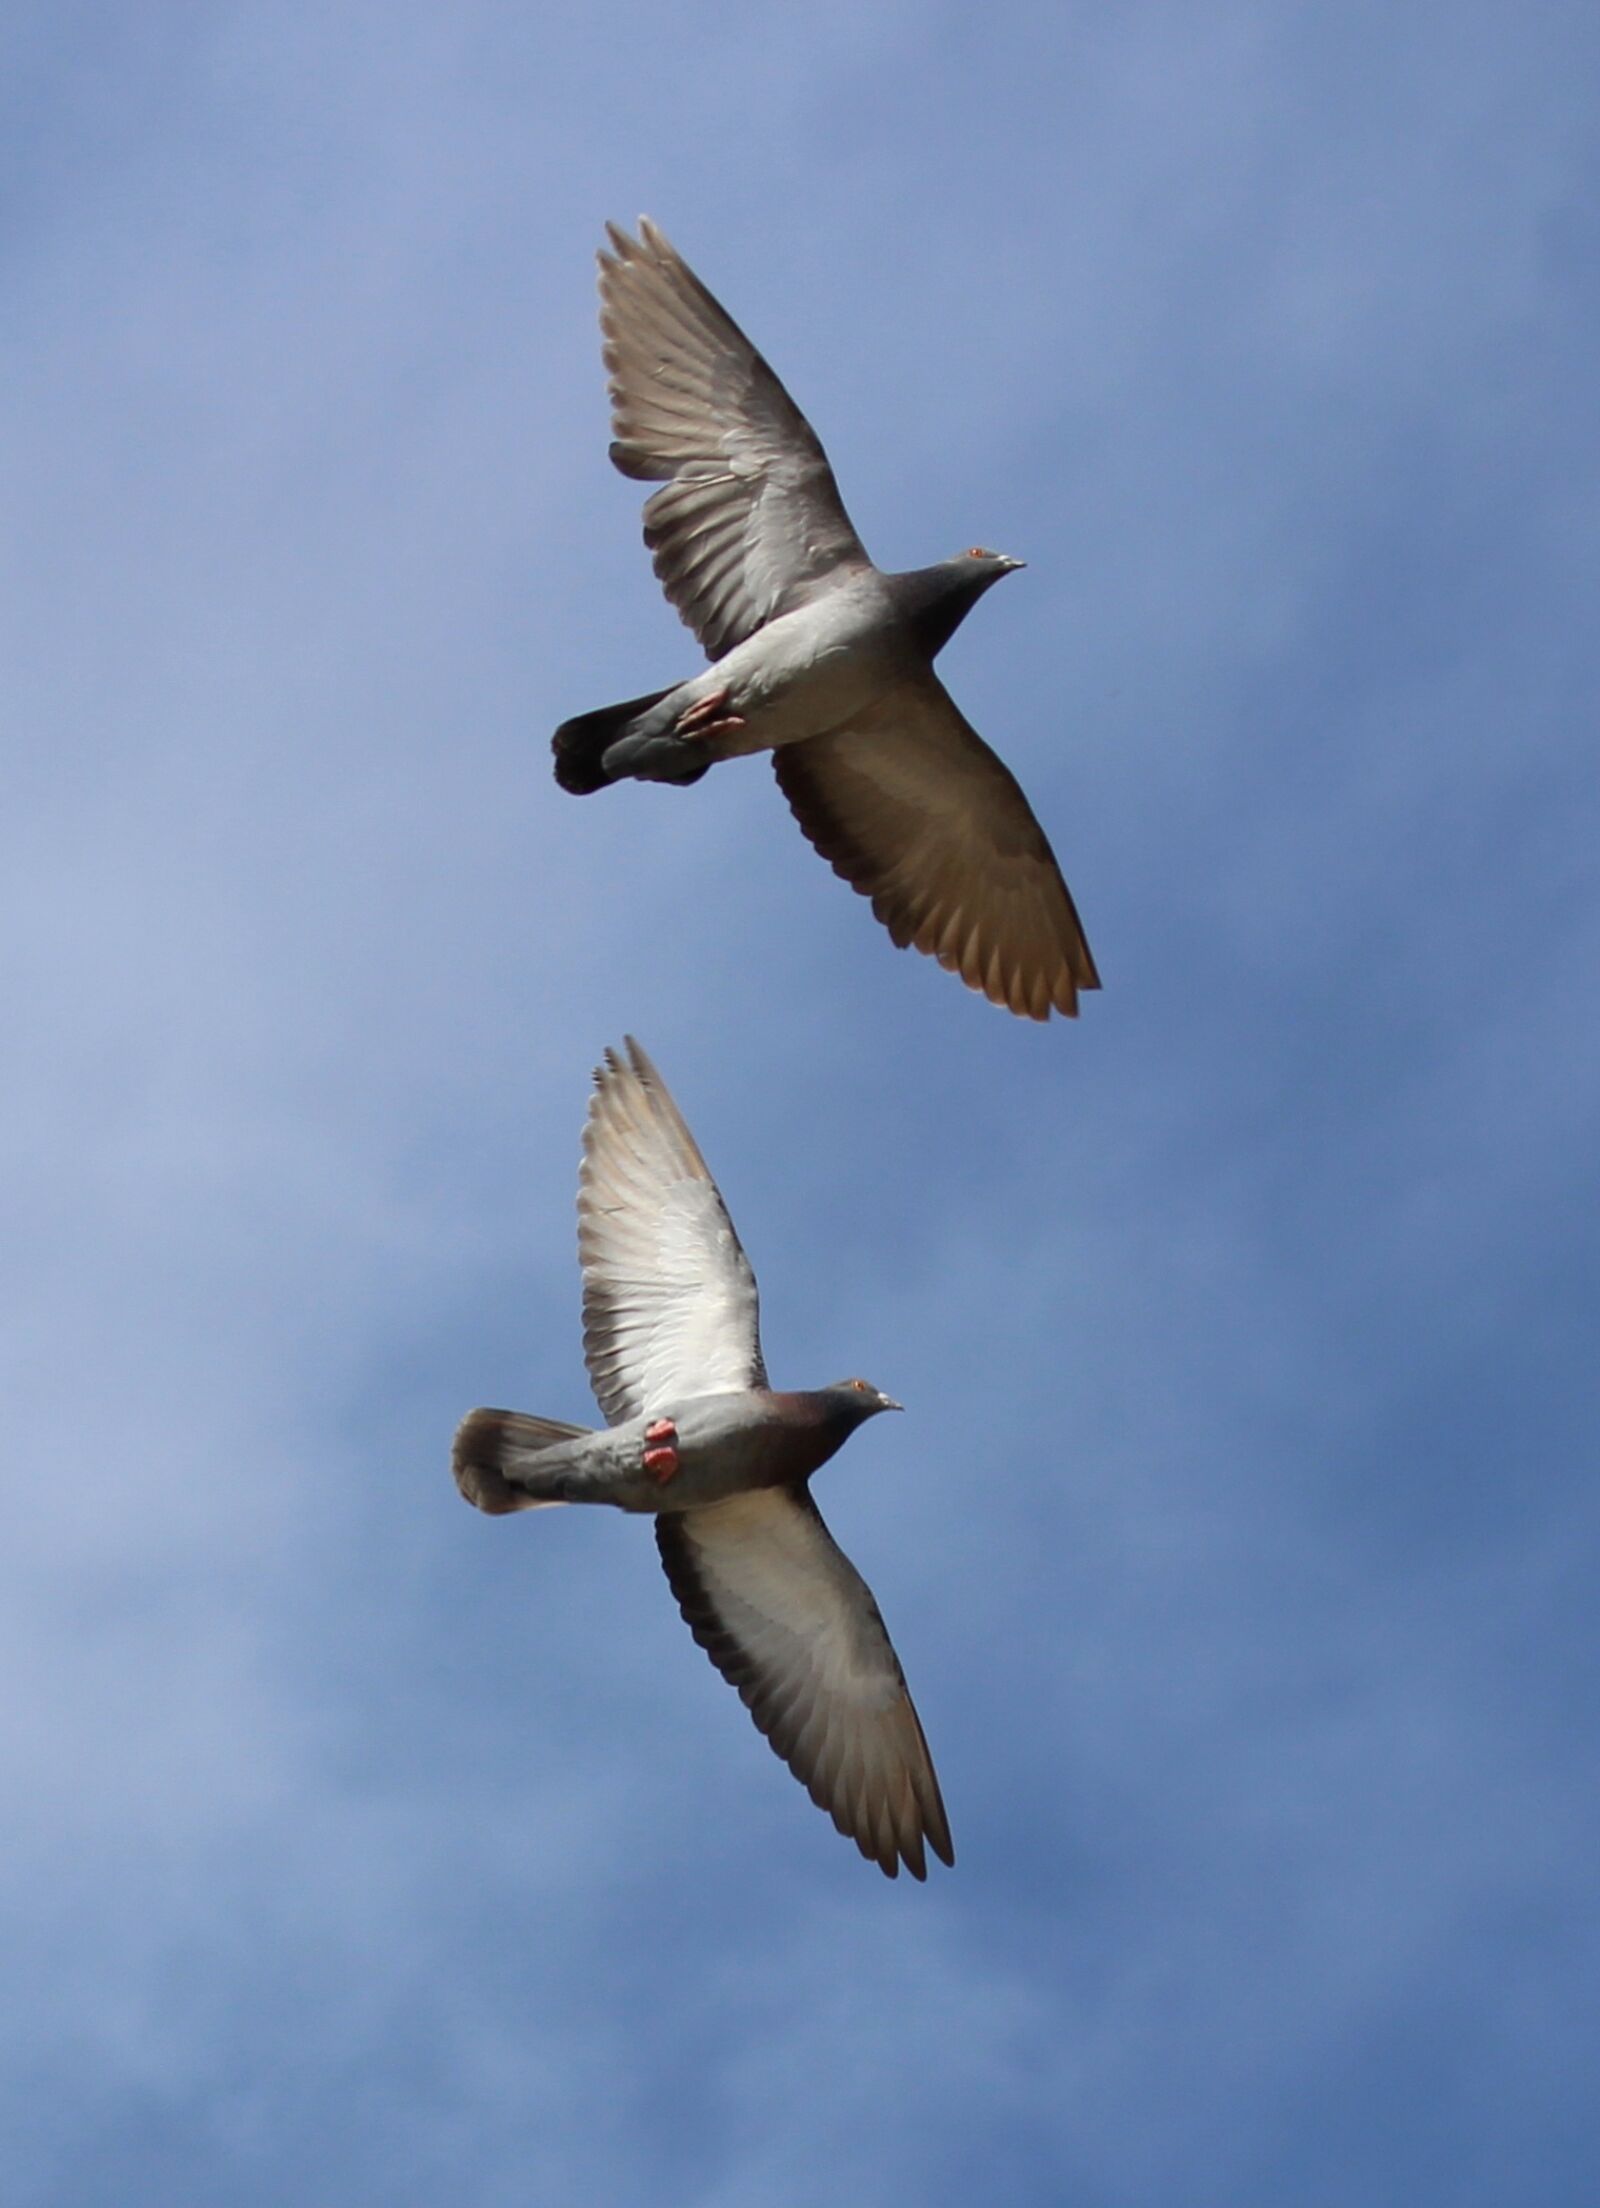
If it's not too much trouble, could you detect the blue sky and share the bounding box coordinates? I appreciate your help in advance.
[5,3,1598,2201]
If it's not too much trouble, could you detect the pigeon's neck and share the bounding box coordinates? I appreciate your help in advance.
[763,1390,873,1477]
[891,562,1001,661]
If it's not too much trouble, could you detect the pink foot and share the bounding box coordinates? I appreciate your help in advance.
[675,687,747,743]
[643,1417,680,1483]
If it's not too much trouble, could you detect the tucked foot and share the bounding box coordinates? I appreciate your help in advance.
[643,1417,680,1483]
[675,687,747,743]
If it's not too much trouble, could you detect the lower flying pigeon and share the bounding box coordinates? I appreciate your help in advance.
[553,219,1100,1023]
[453,1038,953,1880]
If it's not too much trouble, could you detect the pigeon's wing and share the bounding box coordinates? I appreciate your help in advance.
[579,1038,767,1426]
[774,675,1100,1021]
[656,1488,952,1880]
[599,218,873,662]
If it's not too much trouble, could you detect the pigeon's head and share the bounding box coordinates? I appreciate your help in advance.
[956,546,1027,578]
[825,1378,904,1426]
[897,550,1026,658]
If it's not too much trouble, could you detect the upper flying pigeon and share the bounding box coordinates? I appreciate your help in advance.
[552,218,1100,1023]
[453,1037,952,1880]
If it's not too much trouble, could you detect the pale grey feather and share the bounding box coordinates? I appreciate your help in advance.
[599,218,872,662]
[578,1037,767,1425]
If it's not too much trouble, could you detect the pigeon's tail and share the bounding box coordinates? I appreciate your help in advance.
[552,688,674,794]
[453,1409,594,1515]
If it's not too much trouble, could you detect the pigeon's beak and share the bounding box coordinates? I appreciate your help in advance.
[878,1394,904,1413]
[1000,555,1027,573]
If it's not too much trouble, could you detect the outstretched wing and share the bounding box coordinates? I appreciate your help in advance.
[579,1038,766,1426]
[656,1488,953,1880]
[599,218,873,661]
[775,676,1100,1020]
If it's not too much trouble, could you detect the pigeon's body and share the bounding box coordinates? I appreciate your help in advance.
[457,1386,872,1516]
[453,1040,952,1881]
[582,572,910,784]
[552,218,1101,1022]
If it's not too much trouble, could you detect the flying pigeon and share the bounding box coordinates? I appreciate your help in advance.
[453,1038,953,1880]
[552,218,1100,1023]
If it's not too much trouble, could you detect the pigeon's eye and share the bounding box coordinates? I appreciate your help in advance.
[965,546,985,559]
[852,1379,866,1392]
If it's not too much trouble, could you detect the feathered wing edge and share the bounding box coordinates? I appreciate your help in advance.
[578,1038,767,1427]
[774,685,1100,1022]
[655,1489,954,1880]
[597,218,871,660]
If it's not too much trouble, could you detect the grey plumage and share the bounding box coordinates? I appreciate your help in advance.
[553,218,1100,1022]
[453,1039,952,1880]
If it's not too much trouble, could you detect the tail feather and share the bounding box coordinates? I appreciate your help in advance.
[552,687,673,794]
[453,1409,593,1515]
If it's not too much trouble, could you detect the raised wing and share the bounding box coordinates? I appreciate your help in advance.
[774,676,1100,1020]
[579,1038,766,1426]
[656,1488,953,1880]
[599,218,873,662]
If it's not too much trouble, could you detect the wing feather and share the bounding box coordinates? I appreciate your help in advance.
[579,1039,766,1425]
[599,219,872,661]
[774,677,1100,1021]
[656,1488,953,1880]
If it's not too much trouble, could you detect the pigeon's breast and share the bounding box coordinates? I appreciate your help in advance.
[702,587,909,756]
[604,1392,812,1514]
